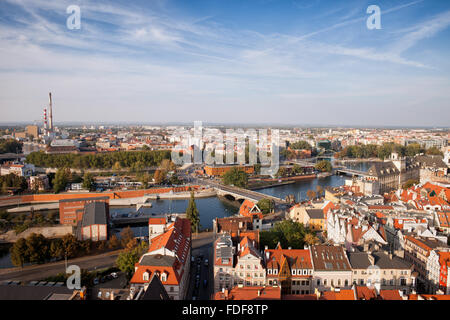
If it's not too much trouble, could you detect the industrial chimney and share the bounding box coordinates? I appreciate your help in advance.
[48,92,53,131]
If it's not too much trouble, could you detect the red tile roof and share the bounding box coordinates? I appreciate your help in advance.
[379,290,402,300]
[320,290,355,300]
[239,200,263,219]
[214,286,281,300]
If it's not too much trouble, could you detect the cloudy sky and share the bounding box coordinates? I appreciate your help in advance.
[0,0,449,126]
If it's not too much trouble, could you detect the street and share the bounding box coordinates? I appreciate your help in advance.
[0,250,122,282]
[187,232,214,300]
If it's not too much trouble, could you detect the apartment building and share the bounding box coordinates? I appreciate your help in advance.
[348,251,415,295]
[310,245,353,291]
[130,217,191,300]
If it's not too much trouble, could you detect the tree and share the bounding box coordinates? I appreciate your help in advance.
[82,172,95,191]
[53,168,71,193]
[304,233,319,246]
[306,190,317,201]
[120,227,135,248]
[222,168,248,188]
[315,160,332,173]
[10,238,28,267]
[276,167,288,178]
[0,139,23,154]
[186,191,200,233]
[116,241,148,279]
[403,179,419,189]
[25,233,50,264]
[316,185,324,198]
[289,141,312,150]
[61,234,80,259]
[108,234,120,249]
[116,248,140,279]
[257,199,274,215]
[159,159,176,172]
[260,220,309,249]
[50,239,64,260]
[153,169,166,184]
[426,147,444,156]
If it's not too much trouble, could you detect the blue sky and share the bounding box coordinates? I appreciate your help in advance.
[0,0,449,126]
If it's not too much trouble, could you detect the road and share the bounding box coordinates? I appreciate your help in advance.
[0,250,123,282]
[187,232,215,300]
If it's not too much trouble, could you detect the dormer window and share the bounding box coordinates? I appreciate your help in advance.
[274,269,278,275]
[268,269,272,275]
[143,271,150,281]
[292,269,296,275]
[161,272,167,282]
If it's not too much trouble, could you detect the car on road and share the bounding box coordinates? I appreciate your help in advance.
[110,272,118,279]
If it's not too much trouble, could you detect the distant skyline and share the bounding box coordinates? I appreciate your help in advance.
[1,0,450,126]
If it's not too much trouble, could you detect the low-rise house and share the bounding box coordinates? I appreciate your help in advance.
[264,244,314,295]
[130,217,191,300]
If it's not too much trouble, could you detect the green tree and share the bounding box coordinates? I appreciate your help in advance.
[315,160,332,173]
[116,241,148,280]
[61,233,80,259]
[82,172,95,191]
[49,239,64,260]
[0,139,23,154]
[289,141,312,150]
[25,233,50,264]
[53,168,71,193]
[186,191,200,233]
[426,147,444,156]
[10,238,28,267]
[260,220,309,249]
[257,199,274,215]
[222,168,249,188]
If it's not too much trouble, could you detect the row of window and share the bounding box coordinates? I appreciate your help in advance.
[267,269,313,275]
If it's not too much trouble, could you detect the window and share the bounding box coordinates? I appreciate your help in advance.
[317,279,321,286]
[292,269,296,275]
[143,272,149,281]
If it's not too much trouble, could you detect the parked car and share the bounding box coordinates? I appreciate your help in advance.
[93,278,99,285]
[204,259,209,267]
[110,272,118,279]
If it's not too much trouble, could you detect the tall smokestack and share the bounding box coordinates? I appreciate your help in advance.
[48,92,53,131]
[43,108,48,133]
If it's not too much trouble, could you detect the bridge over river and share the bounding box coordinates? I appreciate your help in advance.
[195,178,287,204]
